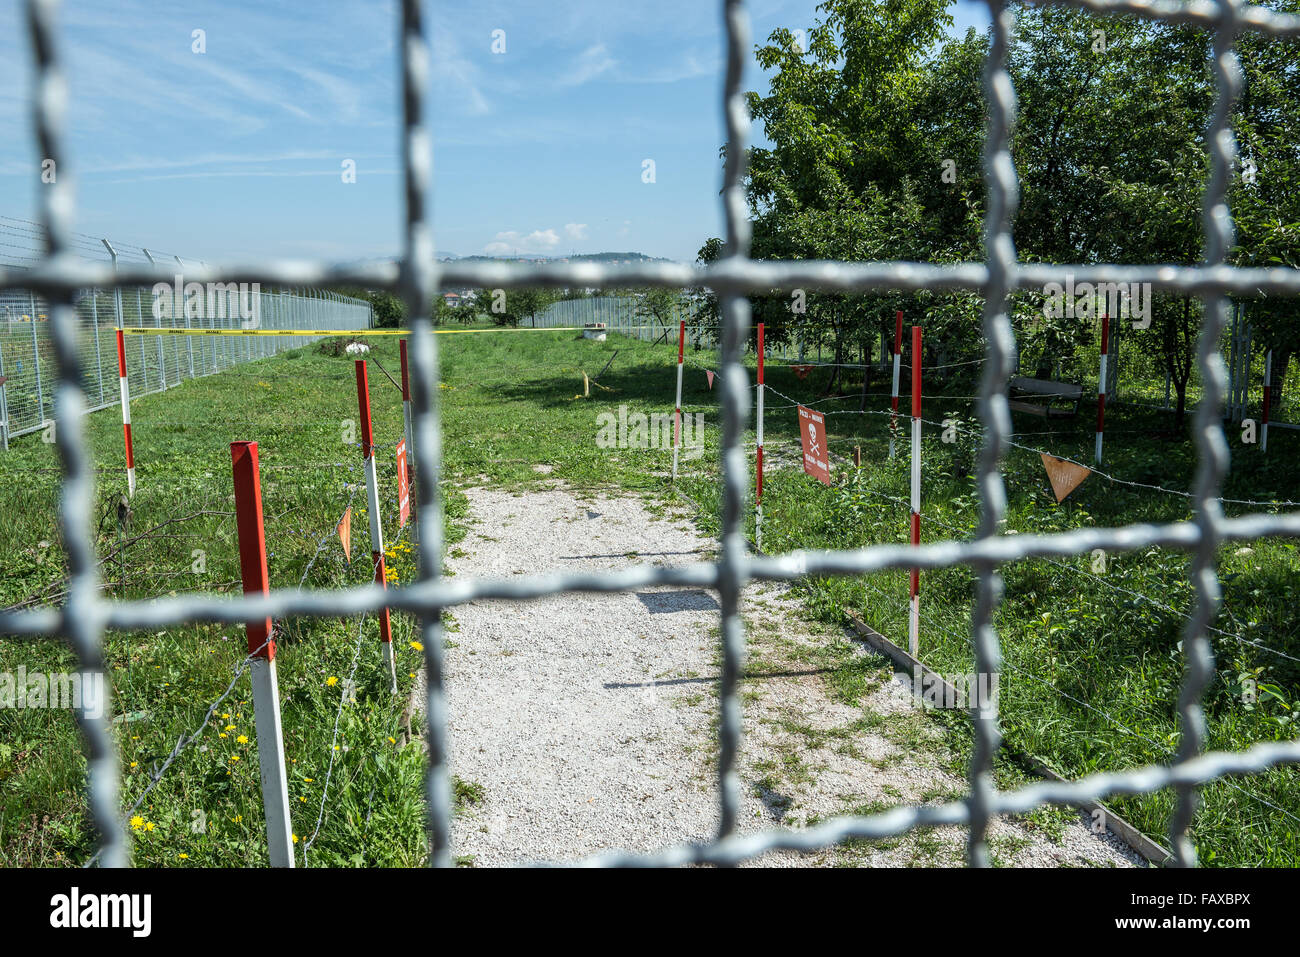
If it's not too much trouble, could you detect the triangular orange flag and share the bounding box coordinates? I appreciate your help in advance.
[706,370,715,389]
[1040,453,1091,503]
[338,506,352,563]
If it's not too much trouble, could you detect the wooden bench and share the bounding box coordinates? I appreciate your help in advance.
[1006,376,1083,418]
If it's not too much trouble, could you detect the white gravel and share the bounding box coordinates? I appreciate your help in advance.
[414,484,1142,868]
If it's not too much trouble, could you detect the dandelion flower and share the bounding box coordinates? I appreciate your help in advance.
[130,761,138,769]
[327,677,339,687]
[409,641,423,652]
[144,822,156,833]
[237,735,248,745]
[229,755,240,763]
[178,853,189,860]
[129,816,144,830]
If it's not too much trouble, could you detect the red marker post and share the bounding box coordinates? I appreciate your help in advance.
[756,323,765,551]
[909,325,922,658]
[1096,314,1109,464]
[116,329,136,496]
[890,310,903,458]
[356,360,397,693]
[230,441,295,867]
[672,320,685,481]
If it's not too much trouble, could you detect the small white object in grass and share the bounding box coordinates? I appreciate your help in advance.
[345,342,370,356]
[1236,547,1254,556]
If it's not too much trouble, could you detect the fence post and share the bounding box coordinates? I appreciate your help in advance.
[229,440,296,868]
[889,310,903,458]
[1096,314,1109,464]
[1262,349,1272,454]
[756,323,765,552]
[0,342,8,451]
[28,291,45,427]
[909,325,922,658]
[116,329,136,497]
[356,359,398,692]
[672,319,685,482]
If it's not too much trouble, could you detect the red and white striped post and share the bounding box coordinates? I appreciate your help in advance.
[672,319,685,481]
[399,338,417,539]
[909,325,922,658]
[355,359,398,693]
[890,310,903,458]
[1096,314,1109,464]
[756,322,765,551]
[230,441,295,868]
[115,329,136,497]
[1262,348,1272,453]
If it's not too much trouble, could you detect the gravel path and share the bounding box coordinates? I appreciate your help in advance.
[413,483,1141,868]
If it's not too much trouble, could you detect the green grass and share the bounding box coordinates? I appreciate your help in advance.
[1,322,1296,867]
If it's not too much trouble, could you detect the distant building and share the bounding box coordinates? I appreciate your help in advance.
[442,292,461,308]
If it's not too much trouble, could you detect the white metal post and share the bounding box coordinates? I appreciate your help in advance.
[672,320,685,482]
[909,325,921,658]
[756,323,765,551]
[1263,349,1272,453]
[0,342,8,452]
[890,310,902,459]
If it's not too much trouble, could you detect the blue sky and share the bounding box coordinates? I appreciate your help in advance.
[0,1,991,265]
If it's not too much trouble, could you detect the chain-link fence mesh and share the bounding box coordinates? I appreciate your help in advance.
[2,0,1300,868]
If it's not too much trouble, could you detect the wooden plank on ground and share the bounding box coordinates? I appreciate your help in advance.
[842,607,1172,867]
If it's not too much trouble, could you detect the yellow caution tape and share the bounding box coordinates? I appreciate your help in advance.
[119,326,587,337]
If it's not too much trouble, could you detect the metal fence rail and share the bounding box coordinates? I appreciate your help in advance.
[2,0,1300,869]
[0,219,371,443]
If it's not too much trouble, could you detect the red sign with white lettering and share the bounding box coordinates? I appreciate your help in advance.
[396,439,410,528]
[797,405,830,485]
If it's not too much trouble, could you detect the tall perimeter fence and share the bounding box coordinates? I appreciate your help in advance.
[0,215,371,444]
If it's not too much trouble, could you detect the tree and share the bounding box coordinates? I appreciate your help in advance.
[635,288,679,336]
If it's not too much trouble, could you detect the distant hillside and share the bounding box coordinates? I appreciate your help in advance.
[446,251,676,264]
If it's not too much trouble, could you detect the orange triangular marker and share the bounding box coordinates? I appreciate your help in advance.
[338,506,352,563]
[706,370,715,389]
[1040,453,1091,503]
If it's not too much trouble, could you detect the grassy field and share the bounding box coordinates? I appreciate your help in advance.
[0,320,1296,867]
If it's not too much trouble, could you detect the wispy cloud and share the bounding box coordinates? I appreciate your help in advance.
[557,44,617,88]
[484,228,561,255]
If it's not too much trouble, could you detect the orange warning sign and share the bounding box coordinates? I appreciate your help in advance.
[798,405,831,486]
[337,506,352,563]
[397,439,411,529]
[1040,453,1091,503]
